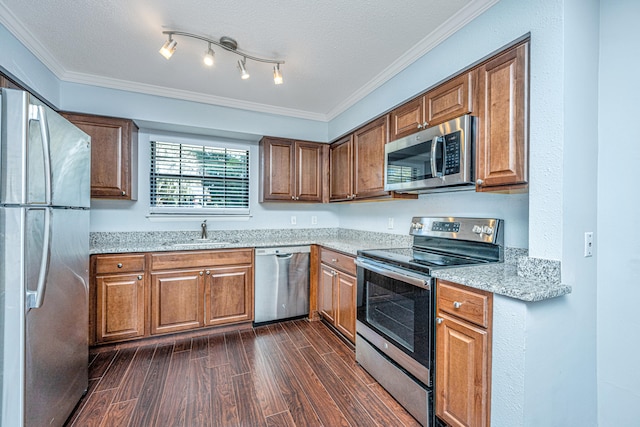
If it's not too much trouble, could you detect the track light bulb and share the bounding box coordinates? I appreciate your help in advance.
[238,58,250,80]
[159,37,177,59]
[273,64,283,85]
[203,44,215,66]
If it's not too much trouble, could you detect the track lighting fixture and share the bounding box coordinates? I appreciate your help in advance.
[158,30,284,84]
[159,35,177,59]
[203,43,215,66]
[238,58,250,80]
[273,64,283,85]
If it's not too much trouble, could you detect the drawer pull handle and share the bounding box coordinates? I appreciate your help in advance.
[453,301,463,309]
[331,258,337,262]
[436,317,443,324]
[117,263,123,268]
[137,275,143,280]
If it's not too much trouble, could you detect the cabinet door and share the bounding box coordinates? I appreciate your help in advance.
[475,42,528,190]
[353,116,389,199]
[319,264,336,323]
[425,72,474,127]
[329,136,354,201]
[150,269,204,334]
[205,265,253,326]
[261,137,295,201]
[61,113,138,200]
[390,97,424,140]
[436,313,489,427]
[95,273,145,343]
[295,141,323,202]
[335,272,356,343]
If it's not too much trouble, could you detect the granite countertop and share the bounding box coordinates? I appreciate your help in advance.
[90,228,571,302]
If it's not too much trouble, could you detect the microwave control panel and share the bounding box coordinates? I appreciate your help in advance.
[444,131,461,175]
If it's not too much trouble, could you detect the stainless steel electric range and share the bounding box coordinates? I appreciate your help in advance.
[355,217,504,426]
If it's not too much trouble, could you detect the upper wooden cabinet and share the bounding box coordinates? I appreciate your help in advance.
[474,42,529,191]
[329,135,353,201]
[390,72,474,141]
[330,116,415,202]
[60,112,138,200]
[260,137,326,202]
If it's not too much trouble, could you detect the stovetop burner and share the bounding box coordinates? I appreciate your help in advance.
[357,247,488,275]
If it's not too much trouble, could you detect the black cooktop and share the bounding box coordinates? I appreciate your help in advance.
[357,247,489,275]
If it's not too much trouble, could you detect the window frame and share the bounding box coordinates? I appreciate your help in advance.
[148,139,251,216]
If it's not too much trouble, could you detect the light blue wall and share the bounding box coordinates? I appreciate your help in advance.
[59,82,329,143]
[0,24,60,106]
[597,0,640,425]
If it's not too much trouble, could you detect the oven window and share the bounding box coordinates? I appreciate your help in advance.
[366,281,416,351]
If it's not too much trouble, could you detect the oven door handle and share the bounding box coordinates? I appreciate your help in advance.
[355,258,431,289]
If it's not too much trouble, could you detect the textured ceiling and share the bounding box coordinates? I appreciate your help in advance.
[0,0,497,120]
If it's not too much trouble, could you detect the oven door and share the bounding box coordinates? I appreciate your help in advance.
[355,257,433,386]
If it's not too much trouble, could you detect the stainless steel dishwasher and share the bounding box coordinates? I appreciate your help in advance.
[254,245,310,324]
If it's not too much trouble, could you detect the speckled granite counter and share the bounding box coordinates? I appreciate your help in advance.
[90,228,571,302]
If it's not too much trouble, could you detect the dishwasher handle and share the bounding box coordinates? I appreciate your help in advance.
[276,253,294,259]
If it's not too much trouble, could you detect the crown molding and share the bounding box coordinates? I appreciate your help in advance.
[325,0,499,120]
[61,70,328,121]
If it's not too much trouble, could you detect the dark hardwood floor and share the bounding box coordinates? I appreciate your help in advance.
[66,319,420,427]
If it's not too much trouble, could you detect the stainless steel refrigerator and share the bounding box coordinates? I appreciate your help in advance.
[0,88,91,426]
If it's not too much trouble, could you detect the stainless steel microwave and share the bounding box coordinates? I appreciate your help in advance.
[384,114,474,193]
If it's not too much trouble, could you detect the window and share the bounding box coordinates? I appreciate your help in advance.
[150,141,250,215]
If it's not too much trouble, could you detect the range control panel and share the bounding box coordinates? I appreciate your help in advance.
[410,217,503,245]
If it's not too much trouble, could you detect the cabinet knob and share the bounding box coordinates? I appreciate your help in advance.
[417,123,423,129]
[423,121,429,128]
[476,179,484,186]
[351,194,356,199]
[117,263,123,268]
[206,270,211,275]
[121,191,126,196]
[436,317,443,324]
[331,258,337,262]
[453,301,463,309]
[137,275,143,280]
[199,271,204,276]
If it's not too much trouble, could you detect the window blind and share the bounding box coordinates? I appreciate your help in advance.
[150,141,250,214]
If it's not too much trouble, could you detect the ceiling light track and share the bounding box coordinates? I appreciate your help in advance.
[159,30,285,84]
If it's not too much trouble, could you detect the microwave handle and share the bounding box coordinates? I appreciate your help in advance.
[431,136,444,178]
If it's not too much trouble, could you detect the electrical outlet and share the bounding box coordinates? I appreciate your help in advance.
[290,216,297,225]
[311,216,318,225]
[584,232,593,257]
[388,217,394,229]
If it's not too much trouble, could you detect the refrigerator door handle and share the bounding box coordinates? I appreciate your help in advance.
[26,207,52,311]
[28,104,52,204]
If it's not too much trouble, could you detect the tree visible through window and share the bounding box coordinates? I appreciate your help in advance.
[150,141,249,214]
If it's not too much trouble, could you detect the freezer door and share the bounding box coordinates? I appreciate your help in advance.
[25,208,89,427]
[0,89,90,208]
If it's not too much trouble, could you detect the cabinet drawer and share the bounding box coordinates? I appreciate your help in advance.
[95,254,145,274]
[151,249,253,271]
[320,248,356,276]
[437,280,490,328]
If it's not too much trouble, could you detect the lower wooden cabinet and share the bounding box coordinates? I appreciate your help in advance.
[95,273,145,343]
[317,248,356,342]
[205,265,253,326]
[90,248,254,344]
[436,280,492,427]
[151,269,205,335]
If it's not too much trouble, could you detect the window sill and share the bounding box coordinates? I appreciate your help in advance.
[146,214,252,222]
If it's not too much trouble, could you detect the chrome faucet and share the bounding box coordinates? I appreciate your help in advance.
[200,220,208,240]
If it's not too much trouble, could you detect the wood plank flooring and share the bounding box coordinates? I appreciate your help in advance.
[65,319,420,427]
